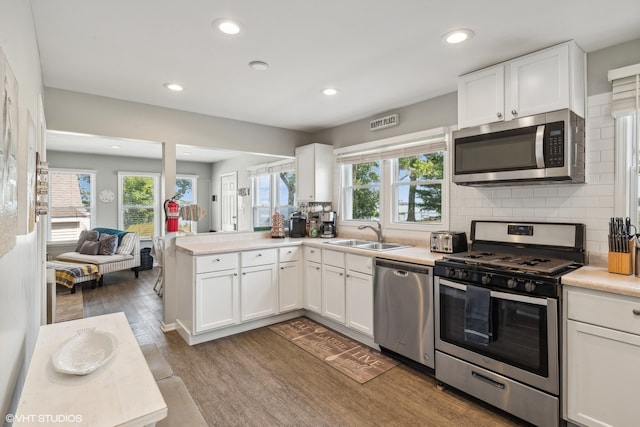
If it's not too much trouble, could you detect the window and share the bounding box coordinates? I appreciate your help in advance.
[336,128,448,230]
[118,172,159,238]
[342,161,381,220]
[175,175,198,233]
[393,153,444,223]
[249,160,296,229]
[48,169,96,242]
[609,66,640,228]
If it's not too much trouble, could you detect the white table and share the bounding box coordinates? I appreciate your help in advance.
[14,312,167,426]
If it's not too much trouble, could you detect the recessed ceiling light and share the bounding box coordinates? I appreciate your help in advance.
[213,18,241,35]
[164,83,183,91]
[182,151,192,156]
[323,88,338,96]
[249,60,269,71]
[111,145,120,149]
[442,29,474,45]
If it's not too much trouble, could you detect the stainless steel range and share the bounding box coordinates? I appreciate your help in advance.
[434,220,586,427]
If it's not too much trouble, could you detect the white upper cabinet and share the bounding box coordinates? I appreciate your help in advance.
[457,41,585,129]
[458,65,505,128]
[295,143,334,202]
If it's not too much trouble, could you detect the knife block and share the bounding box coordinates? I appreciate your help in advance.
[608,241,634,275]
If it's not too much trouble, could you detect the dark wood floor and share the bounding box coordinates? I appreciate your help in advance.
[82,269,527,426]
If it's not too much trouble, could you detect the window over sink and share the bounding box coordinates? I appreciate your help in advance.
[336,127,448,231]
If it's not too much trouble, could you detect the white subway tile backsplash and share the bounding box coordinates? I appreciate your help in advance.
[445,93,614,262]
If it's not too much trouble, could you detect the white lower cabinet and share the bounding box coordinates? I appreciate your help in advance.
[565,286,640,427]
[195,269,239,333]
[322,249,346,323]
[303,247,322,313]
[345,254,374,337]
[345,269,374,337]
[241,249,278,322]
[322,264,346,323]
[279,261,302,312]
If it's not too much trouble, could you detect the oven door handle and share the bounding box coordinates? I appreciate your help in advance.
[438,278,549,306]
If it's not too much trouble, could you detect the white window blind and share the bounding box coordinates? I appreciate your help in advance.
[608,63,640,117]
[335,128,448,165]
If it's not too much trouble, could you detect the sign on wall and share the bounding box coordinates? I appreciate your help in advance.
[369,113,399,131]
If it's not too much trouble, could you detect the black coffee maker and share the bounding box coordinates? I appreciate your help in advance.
[320,212,337,238]
[289,212,307,238]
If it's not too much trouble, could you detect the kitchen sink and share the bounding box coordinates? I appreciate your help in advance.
[325,239,372,247]
[325,239,412,251]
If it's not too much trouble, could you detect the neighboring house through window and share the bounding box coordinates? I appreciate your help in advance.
[48,169,96,243]
[175,175,198,233]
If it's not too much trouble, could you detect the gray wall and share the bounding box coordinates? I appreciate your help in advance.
[0,0,45,418]
[210,153,290,232]
[44,88,311,157]
[46,151,213,234]
[311,92,457,148]
[587,38,640,96]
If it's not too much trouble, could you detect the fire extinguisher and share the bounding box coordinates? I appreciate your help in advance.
[164,197,180,233]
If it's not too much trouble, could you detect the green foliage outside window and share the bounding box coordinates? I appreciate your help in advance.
[122,176,155,236]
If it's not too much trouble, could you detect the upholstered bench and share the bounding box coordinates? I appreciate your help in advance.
[47,260,101,294]
[56,228,141,285]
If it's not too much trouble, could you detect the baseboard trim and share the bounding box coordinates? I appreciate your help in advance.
[161,321,176,332]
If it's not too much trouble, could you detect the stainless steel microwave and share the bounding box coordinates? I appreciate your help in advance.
[452,109,585,186]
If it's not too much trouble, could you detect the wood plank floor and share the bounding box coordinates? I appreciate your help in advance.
[83,269,528,426]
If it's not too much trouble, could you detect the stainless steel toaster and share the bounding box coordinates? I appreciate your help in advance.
[430,231,468,253]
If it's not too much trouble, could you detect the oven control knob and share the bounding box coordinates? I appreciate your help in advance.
[457,270,468,280]
[507,278,518,289]
[525,281,536,292]
[481,275,491,285]
[445,268,455,278]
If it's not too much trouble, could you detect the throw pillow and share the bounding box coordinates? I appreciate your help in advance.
[75,229,99,252]
[117,233,136,255]
[99,233,118,255]
[93,227,128,245]
[79,240,100,255]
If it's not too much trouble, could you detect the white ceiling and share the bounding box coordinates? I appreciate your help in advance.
[46,131,281,163]
[31,0,640,136]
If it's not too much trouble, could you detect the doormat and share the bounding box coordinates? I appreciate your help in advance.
[269,317,399,384]
[55,286,84,322]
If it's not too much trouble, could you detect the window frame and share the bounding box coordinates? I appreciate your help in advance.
[47,168,97,244]
[336,128,450,233]
[391,152,445,225]
[117,171,160,239]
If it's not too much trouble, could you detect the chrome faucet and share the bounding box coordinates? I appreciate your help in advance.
[358,220,383,242]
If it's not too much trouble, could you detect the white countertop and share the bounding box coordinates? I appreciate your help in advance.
[176,235,444,266]
[14,312,167,427]
[177,233,640,298]
[561,265,640,298]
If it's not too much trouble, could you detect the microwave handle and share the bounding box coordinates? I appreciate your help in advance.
[535,125,545,168]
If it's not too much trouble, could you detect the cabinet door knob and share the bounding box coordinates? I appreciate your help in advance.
[511,109,518,116]
[633,309,640,315]
[215,258,221,262]
[257,253,262,257]
[497,112,503,118]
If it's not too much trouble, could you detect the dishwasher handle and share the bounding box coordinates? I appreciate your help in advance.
[393,270,409,277]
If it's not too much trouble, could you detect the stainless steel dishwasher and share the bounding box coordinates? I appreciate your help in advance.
[374,258,434,369]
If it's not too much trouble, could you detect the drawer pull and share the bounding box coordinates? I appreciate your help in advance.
[471,371,505,390]
[633,309,640,316]
[215,258,221,262]
[257,253,263,257]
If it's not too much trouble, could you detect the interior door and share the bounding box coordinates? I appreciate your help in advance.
[220,172,237,231]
